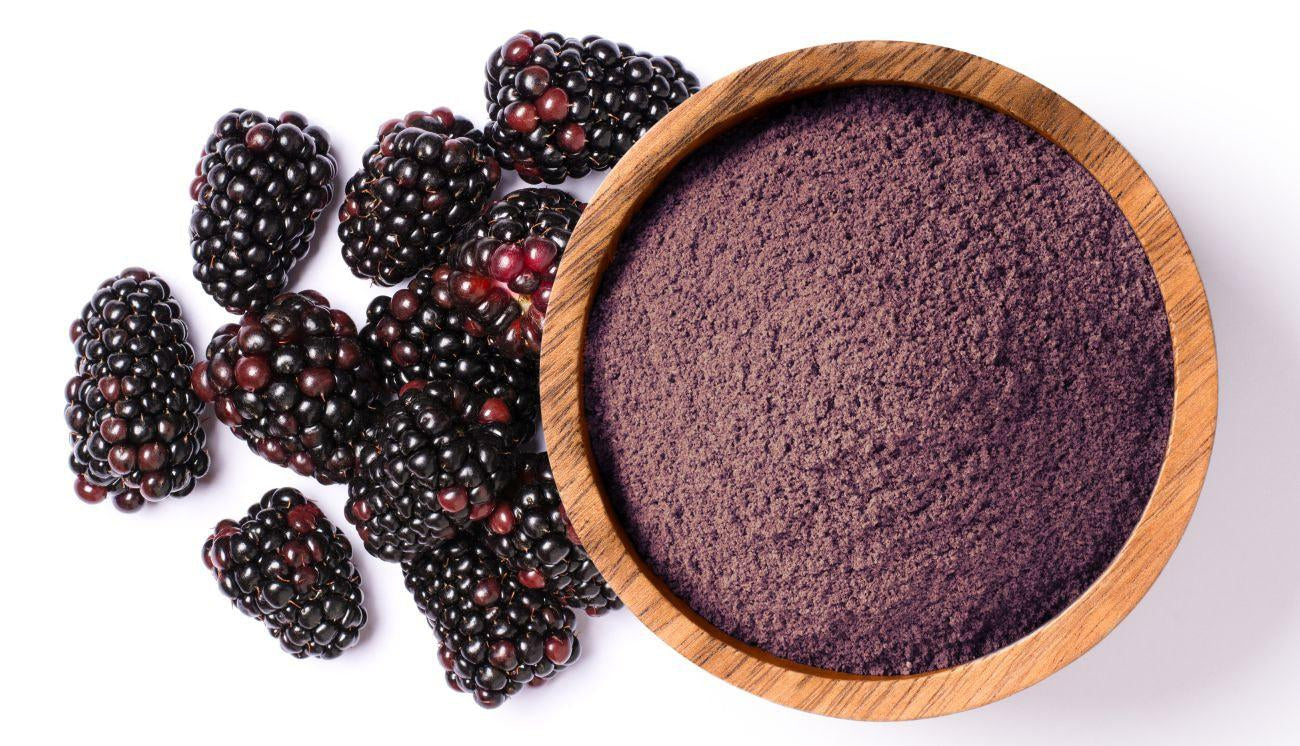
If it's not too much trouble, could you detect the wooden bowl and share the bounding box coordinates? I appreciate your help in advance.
[539,40,1217,720]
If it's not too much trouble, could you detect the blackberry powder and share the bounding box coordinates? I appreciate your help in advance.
[583,86,1174,676]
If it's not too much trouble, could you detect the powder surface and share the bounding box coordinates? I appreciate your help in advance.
[583,86,1174,676]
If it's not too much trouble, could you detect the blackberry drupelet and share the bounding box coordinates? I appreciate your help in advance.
[66,268,210,512]
[190,109,336,314]
[485,31,699,183]
[403,536,580,707]
[339,109,501,286]
[193,291,381,483]
[346,382,515,563]
[204,488,366,659]
[484,453,621,615]
[359,271,539,443]
[430,187,583,361]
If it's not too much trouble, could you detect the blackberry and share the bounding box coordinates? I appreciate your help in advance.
[359,272,539,443]
[193,291,381,483]
[485,32,699,183]
[403,536,580,707]
[204,488,366,659]
[430,188,583,361]
[66,268,210,512]
[484,453,620,615]
[346,383,515,562]
[338,109,501,286]
[190,109,337,314]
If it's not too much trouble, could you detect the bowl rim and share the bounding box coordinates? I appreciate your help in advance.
[539,39,1218,720]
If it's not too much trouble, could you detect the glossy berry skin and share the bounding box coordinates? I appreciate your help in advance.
[194,291,380,484]
[338,109,501,286]
[190,109,337,314]
[346,383,516,562]
[203,488,366,659]
[359,272,539,445]
[485,31,699,183]
[430,188,582,361]
[483,453,621,615]
[403,536,580,706]
[66,268,210,512]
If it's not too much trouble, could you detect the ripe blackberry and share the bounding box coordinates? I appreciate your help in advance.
[338,109,501,286]
[485,32,699,183]
[190,109,337,314]
[484,453,621,615]
[346,382,515,562]
[403,536,580,707]
[66,268,210,512]
[204,488,366,659]
[193,291,381,483]
[359,272,539,443]
[430,188,583,361]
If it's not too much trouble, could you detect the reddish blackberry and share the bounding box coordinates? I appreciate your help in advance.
[190,109,336,314]
[430,188,583,361]
[485,32,699,183]
[484,453,621,615]
[404,536,580,707]
[338,109,501,286]
[66,268,210,512]
[346,382,515,562]
[193,291,381,483]
[359,273,539,443]
[204,488,366,659]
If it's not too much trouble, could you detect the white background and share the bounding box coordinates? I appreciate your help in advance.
[4,1,1297,744]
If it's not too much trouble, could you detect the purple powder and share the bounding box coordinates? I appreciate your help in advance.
[582,86,1174,676]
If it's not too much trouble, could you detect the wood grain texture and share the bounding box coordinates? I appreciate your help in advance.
[539,41,1218,720]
